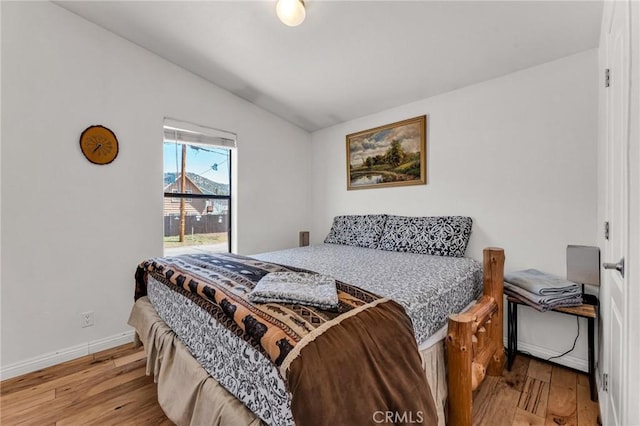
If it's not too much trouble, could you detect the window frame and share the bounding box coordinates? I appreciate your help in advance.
[163,117,237,253]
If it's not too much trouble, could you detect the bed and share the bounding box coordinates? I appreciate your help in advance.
[129,215,505,426]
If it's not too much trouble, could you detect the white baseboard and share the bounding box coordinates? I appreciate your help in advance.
[88,330,135,354]
[0,332,587,381]
[504,337,588,372]
[0,330,135,381]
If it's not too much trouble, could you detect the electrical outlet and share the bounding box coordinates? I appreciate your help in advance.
[81,311,94,328]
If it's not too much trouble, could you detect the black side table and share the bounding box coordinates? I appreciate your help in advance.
[506,296,598,401]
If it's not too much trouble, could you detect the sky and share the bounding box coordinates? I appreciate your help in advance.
[348,121,422,167]
[163,142,230,185]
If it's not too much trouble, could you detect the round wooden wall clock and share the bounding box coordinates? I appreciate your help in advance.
[79,125,119,165]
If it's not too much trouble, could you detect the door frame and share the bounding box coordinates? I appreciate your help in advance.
[623,1,640,423]
[597,1,640,424]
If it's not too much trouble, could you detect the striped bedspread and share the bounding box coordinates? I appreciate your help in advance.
[135,252,436,425]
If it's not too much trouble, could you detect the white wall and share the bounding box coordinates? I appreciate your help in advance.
[311,50,599,369]
[0,2,311,371]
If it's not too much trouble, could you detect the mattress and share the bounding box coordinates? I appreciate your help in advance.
[145,244,482,425]
[254,243,483,345]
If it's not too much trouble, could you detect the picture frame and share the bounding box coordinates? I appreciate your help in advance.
[346,115,427,190]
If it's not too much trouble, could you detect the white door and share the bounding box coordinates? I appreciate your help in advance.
[601,1,630,425]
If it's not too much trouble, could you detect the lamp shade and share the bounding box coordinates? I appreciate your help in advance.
[567,245,600,287]
[276,0,306,27]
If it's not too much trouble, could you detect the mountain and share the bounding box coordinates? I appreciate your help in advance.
[163,172,229,195]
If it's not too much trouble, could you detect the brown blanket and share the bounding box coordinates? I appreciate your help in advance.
[135,253,436,425]
[287,299,437,425]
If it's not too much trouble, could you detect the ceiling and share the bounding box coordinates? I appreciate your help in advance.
[56,1,603,132]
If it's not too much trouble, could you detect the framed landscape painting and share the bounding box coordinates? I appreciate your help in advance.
[346,115,427,190]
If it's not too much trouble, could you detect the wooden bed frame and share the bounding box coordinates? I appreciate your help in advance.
[447,247,505,426]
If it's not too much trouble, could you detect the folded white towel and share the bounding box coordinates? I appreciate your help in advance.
[248,272,339,310]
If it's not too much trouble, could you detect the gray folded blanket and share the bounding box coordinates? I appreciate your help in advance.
[505,282,583,311]
[505,289,583,312]
[504,269,581,296]
[248,272,339,310]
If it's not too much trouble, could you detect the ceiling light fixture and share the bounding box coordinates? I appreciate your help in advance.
[276,0,306,27]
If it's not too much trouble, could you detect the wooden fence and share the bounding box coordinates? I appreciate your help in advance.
[164,214,229,237]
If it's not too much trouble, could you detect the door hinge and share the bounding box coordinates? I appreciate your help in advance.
[605,69,611,87]
[603,373,609,392]
[605,221,610,240]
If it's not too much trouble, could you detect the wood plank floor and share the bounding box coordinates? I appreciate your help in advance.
[1,344,599,425]
[473,355,600,426]
[0,344,171,426]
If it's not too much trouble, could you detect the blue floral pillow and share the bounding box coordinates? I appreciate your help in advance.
[378,216,473,257]
[324,215,388,249]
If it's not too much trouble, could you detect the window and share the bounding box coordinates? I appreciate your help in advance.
[163,118,235,255]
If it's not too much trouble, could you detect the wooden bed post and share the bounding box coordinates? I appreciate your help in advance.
[447,247,505,426]
[484,247,505,376]
[447,312,474,426]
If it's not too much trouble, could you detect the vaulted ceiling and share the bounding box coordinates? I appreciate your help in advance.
[57,1,603,132]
